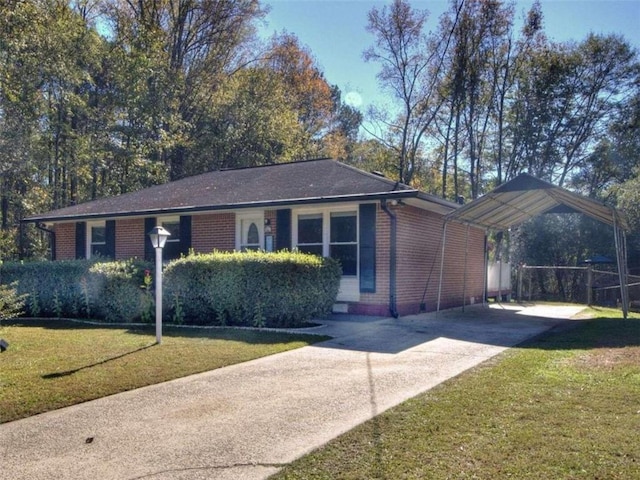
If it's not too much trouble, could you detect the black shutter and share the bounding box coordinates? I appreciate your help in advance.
[105,220,116,259]
[359,204,376,293]
[75,222,86,259]
[276,209,291,251]
[144,217,156,261]
[179,215,192,256]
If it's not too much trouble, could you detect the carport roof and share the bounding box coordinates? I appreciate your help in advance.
[444,173,628,231]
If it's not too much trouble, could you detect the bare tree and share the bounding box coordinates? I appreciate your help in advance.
[363,0,459,185]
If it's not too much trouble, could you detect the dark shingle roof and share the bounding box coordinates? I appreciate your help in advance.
[25,159,455,222]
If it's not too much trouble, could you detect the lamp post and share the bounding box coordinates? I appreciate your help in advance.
[148,226,171,344]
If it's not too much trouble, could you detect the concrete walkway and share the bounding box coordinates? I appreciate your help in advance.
[0,304,584,480]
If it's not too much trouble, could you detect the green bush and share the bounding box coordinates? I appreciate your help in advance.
[1,251,342,327]
[164,250,342,327]
[0,281,26,322]
[0,259,152,322]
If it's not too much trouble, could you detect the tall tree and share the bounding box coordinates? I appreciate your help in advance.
[103,0,266,179]
[264,33,336,156]
[363,0,455,185]
[508,34,638,186]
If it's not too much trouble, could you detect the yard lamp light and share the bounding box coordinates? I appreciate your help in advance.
[148,226,171,344]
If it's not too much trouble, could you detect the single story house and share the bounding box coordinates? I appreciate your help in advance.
[24,159,486,316]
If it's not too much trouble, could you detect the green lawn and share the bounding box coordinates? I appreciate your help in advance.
[0,319,327,424]
[272,307,640,480]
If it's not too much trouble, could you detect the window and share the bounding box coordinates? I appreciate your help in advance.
[295,209,358,277]
[161,218,181,260]
[297,213,323,256]
[330,212,357,276]
[90,223,107,257]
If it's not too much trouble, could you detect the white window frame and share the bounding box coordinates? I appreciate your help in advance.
[293,205,360,302]
[235,211,265,251]
[293,205,359,274]
[86,220,106,259]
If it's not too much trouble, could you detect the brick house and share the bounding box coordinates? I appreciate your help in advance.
[24,159,486,316]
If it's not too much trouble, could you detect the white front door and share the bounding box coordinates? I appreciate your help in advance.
[237,214,263,251]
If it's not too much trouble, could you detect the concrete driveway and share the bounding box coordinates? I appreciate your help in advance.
[0,303,584,480]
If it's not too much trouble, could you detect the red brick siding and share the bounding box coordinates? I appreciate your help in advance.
[192,213,235,253]
[55,223,76,260]
[352,203,485,316]
[115,218,145,260]
[438,220,485,310]
[395,206,484,314]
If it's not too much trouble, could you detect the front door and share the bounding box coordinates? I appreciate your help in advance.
[239,215,263,251]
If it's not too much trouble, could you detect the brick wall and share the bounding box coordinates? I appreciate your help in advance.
[352,203,485,316]
[55,223,76,260]
[437,220,485,310]
[395,205,485,314]
[192,213,235,253]
[115,218,145,260]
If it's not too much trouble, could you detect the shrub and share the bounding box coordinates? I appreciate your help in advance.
[86,260,152,323]
[164,250,341,327]
[0,281,27,322]
[0,258,152,322]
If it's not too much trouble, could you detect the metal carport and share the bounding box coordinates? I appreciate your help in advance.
[437,173,630,318]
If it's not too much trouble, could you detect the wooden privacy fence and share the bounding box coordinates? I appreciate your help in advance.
[516,265,640,308]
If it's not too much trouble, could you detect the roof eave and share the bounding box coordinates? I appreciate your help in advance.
[24,190,422,224]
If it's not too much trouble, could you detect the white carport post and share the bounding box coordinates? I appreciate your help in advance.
[462,224,470,312]
[613,213,629,319]
[436,221,448,314]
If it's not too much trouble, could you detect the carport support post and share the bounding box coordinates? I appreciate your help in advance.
[436,222,448,314]
[587,265,593,306]
[462,225,469,312]
[613,215,629,319]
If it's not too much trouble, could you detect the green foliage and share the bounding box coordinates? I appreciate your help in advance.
[0,254,340,326]
[86,261,152,323]
[52,289,63,319]
[171,293,184,325]
[164,250,342,327]
[140,269,154,323]
[0,259,152,322]
[0,229,18,261]
[0,282,26,322]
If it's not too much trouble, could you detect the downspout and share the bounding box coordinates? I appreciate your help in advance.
[36,223,56,261]
[381,200,399,318]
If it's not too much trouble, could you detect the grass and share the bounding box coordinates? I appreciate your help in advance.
[0,318,328,424]
[271,307,640,480]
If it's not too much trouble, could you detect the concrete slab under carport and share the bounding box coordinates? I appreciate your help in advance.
[0,303,584,480]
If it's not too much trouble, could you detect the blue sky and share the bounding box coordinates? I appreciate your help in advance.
[259,0,640,110]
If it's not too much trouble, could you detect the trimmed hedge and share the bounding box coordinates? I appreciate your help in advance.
[0,259,153,323]
[0,251,342,327]
[163,250,342,327]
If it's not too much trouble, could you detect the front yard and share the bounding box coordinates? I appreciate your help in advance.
[0,319,327,423]
[272,307,640,479]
